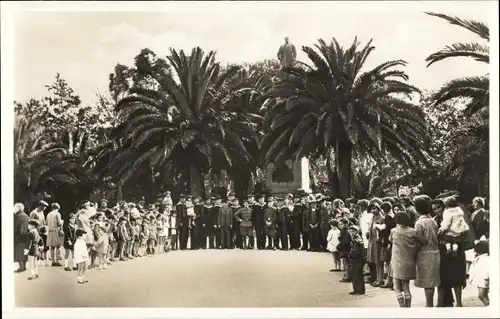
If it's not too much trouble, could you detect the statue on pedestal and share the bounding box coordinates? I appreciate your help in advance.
[277,36,297,69]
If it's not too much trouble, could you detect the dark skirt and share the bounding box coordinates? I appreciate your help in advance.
[14,242,27,262]
[240,226,253,237]
[439,242,466,288]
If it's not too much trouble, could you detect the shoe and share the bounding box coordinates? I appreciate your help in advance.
[381,282,393,289]
[339,278,351,283]
[370,281,381,287]
[27,276,37,280]
[15,268,26,273]
[64,267,72,271]
[73,267,78,271]
[329,269,335,272]
[78,280,87,284]
[35,274,39,278]
[365,279,374,284]
[349,291,365,295]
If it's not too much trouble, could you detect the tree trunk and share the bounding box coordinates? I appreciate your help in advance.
[189,164,204,197]
[116,182,123,202]
[477,176,483,197]
[335,141,352,198]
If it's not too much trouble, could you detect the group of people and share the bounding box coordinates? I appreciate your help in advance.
[13,189,490,306]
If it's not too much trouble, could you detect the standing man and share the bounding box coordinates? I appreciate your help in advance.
[30,200,48,229]
[305,195,321,251]
[177,195,189,250]
[277,196,291,250]
[247,194,256,249]
[210,196,222,249]
[264,195,278,250]
[289,195,302,250]
[319,195,330,251]
[277,36,297,69]
[253,195,267,250]
[231,198,242,249]
[190,196,203,250]
[203,197,214,249]
[357,199,374,281]
[234,199,253,249]
[300,195,310,250]
[218,200,233,249]
[97,199,109,214]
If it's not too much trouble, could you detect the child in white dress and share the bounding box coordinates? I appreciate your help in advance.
[438,196,469,252]
[468,238,489,306]
[327,219,341,272]
[74,229,90,284]
[185,196,196,227]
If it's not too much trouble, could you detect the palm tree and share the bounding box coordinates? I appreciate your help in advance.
[261,37,431,198]
[425,12,490,117]
[446,114,489,196]
[111,47,260,196]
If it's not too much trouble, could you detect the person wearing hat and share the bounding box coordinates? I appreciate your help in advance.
[471,197,488,240]
[217,199,234,249]
[264,195,278,250]
[46,202,64,267]
[366,202,386,286]
[29,200,48,229]
[234,199,254,249]
[317,194,330,252]
[379,201,396,289]
[246,195,256,249]
[288,195,301,250]
[210,196,223,249]
[276,197,291,250]
[304,195,321,251]
[97,199,109,213]
[299,194,310,250]
[198,197,212,249]
[347,225,366,295]
[189,197,203,250]
[176,195,189,250]
[253,194,267,250]
[231,198,243,249]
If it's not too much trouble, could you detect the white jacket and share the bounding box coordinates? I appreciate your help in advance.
[359,210,373,248]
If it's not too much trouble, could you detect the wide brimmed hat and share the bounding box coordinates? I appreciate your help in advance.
[333,198,344,206]
[307,194,316,203]
[315,193,324,202]
[38,200,49,207]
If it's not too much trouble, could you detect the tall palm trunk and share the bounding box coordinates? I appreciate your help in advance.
[189,164,204,197]
[335,140,352,198]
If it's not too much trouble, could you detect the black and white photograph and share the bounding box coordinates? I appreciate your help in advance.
[1,1,498,317]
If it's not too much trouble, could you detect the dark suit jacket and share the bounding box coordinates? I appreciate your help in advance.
[252,204,266,228]
[218,206,233,227]
[176,203,187,221]
[303,208,321,230]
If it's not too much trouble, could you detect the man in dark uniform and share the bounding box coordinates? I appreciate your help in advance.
[289,194,302,250]
[217,200,233,249]
[231,198,243,249]
[202,197,214,249]
[234,199,253,249]
[300,195,310,250]
[277,196,292,250]
[210,196,222,249]
[176,195,188,250]
[252,195,267,250]
[318,194,330,251]
[305,195,321,251]
[264,195,278,250]
[190,196,203,250]
[247,194,256,249]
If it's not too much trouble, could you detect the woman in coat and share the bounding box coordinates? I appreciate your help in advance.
[14,203,29,272]
[366,203,385,287]
[390,212,427,307]
[413,195,441,307]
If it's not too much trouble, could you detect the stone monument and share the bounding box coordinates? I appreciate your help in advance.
[266,157,312,196]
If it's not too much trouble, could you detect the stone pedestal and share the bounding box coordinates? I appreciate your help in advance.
[266,157,312,197]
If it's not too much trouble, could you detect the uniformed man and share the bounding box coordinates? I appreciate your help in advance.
[210,196,222,249]
[253,195,267,250]
[231,198,242,249]
[318,194,330,251]
[304,194,321,251]
[97,199,109,213]
[289,195,302,250]
[177,194,189,250]
[202,197,214,249]
[276,196,292,250]
[264,195,278,250]
[300,194,310,250]
[247,194,256,248]
[234,199,253,249]
[190,196,203,250]
[217,200,233,249]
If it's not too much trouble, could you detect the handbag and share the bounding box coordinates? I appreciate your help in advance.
[58,228,65,237]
